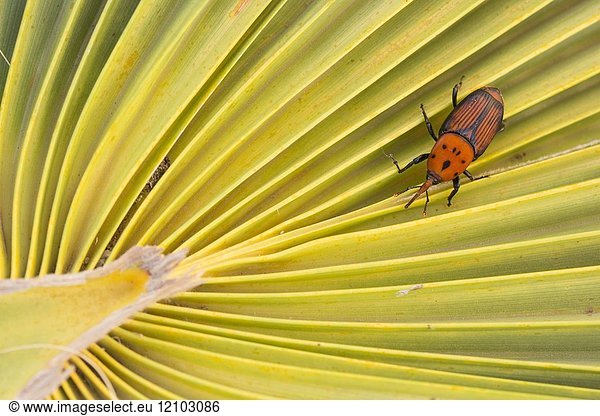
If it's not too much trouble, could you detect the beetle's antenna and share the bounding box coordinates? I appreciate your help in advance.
[405,179,432,209]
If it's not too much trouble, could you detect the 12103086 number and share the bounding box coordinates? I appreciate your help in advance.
[158,400,220,413]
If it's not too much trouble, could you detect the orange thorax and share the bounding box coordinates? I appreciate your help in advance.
[427,133,475,182]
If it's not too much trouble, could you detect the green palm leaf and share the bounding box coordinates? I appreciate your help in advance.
[0,0,598,399]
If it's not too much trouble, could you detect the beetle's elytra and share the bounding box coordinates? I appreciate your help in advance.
[386,77,505,215]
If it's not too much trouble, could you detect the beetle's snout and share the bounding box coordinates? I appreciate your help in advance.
[405,179,433,209]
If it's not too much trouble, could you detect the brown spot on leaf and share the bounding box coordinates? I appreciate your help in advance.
[230,0,250,16]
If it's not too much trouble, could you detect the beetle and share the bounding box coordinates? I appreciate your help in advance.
[386,77,504,215]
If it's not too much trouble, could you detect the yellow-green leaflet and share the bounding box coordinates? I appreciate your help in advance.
[0,0,598,399]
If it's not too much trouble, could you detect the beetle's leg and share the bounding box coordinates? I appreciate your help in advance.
[420,104,437,141]
[422,190,430,216]
[447,176,460,206]
[400,153,429,173]
[386,152,429,174]
[393,184,421,197]
[384,151,403,173]
[464,170,489,181]
[452,75,465,107]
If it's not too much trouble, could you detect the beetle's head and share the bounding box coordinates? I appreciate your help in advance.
[426,170,442,185]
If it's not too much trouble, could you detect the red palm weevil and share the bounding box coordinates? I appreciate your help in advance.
[386,77,505,215]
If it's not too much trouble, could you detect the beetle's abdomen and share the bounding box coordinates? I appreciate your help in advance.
[427,133,474,182]
[440,87,504,158]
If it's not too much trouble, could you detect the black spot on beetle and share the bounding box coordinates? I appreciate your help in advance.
[431,154,436,159]
[442,144,447,149]
[442,160,451,171]
[461,160,466,164]
[456,151,461,156]
[452,147,456,153]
